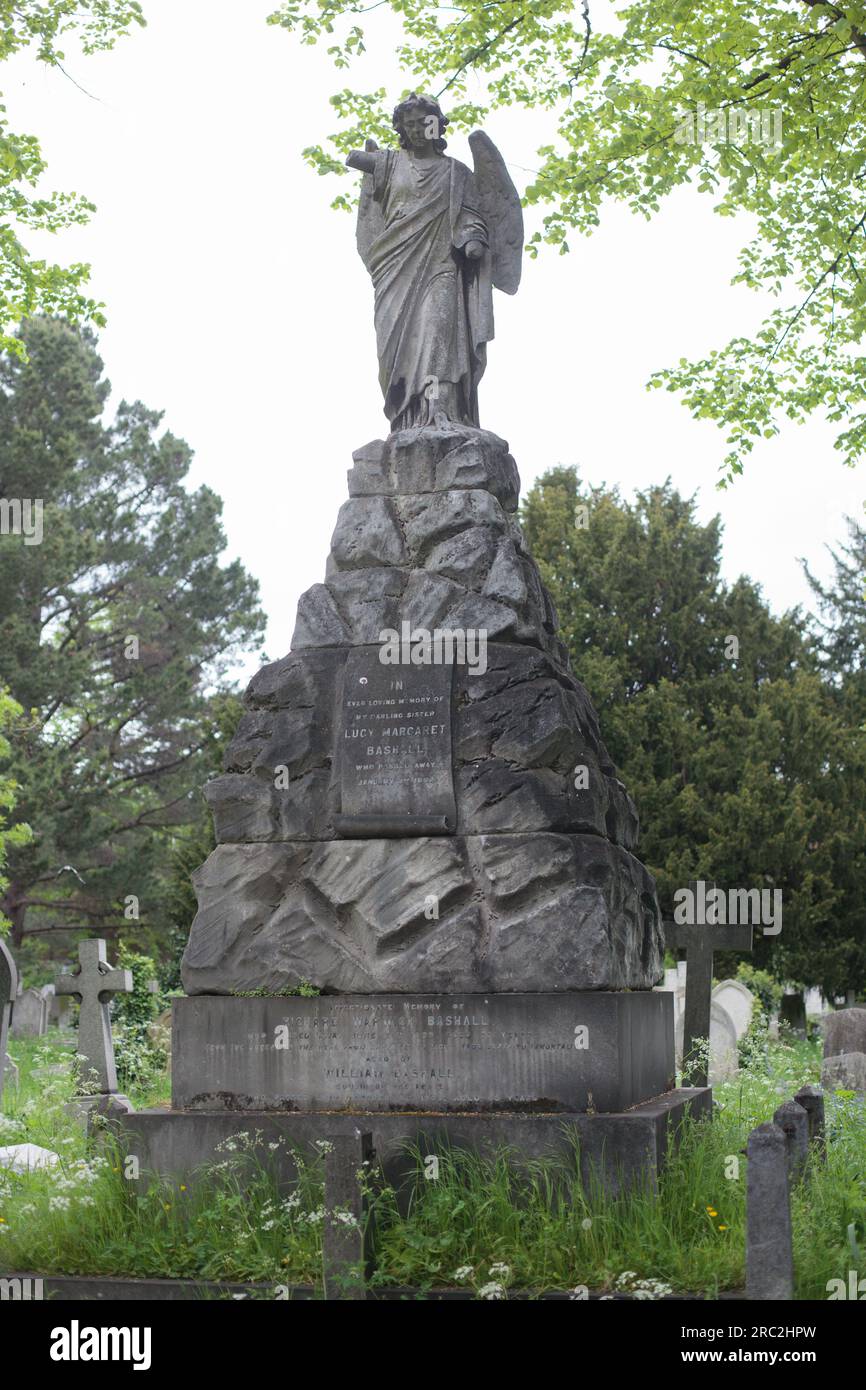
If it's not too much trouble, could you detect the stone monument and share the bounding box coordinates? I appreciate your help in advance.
[121,96,709,1200]
[56,939,134,1113]
[10,985,48,1038]
[821,1007,866,1094]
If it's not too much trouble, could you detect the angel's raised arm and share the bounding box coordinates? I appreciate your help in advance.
[346,138,380,174]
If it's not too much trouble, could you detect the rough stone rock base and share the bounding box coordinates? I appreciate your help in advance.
[116,1089,711,1201]
[181,833,663,995]
[170,992,675,1115]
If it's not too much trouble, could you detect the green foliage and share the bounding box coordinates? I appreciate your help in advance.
[0,686,32,931]
[2,1032,863,1297]
[0,318,266,969]
[273,0,866,478]
[0,1,146,355]
[521,466,866,996]
[735,961,784,1015]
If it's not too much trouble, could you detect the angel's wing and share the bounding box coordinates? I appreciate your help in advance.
[356,138,384,266]
[468,130,523,295]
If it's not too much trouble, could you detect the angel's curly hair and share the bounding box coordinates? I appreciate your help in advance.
[392,93,448,152]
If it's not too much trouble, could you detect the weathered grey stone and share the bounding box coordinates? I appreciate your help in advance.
[322,568,407,645]
[772,1099,809,1180]
[56,939,132,1094]
[121,1088,711,1202]
[207,643,639,851]
[483,538,528,605]
[821,1051,866,1093]
[329,496,408,571]
[323,1130,373,1300]
[398,570,464,630]
[181,832,662,996]
[423,525,499,588]
[793,1084,825,1149]
[244,648,345,713]
[822,1007,866,1059]
[11,986,48,1038]
[191,414,658,997]
[292,583,350,647]
[170,992,674,1114]
[746,1122,794,1300]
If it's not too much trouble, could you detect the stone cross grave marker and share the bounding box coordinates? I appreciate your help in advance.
[664,881,753,1088]
[55,939,132,1094]
[0,937,18,1104]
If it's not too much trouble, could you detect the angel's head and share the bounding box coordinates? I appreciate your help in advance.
[393,93,448,153]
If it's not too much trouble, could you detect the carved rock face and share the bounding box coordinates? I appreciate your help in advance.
[182,425,662,995]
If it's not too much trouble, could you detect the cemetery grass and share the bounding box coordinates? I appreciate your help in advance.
[1,1034,864,1298]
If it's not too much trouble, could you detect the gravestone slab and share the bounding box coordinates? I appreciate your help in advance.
[746,1122,794,1300]
[11,986,48,1038]
[0,1143,60,1173]
[780,992,806,1040]
[821,1052,866,1093]
[0,938,17,1103]
[822,1007,866,1059]
[676,1000,738,1084]
[171,991,675,1115]
[335,647,456,836]
[712,978,755,1041]
[56,939,132,1094]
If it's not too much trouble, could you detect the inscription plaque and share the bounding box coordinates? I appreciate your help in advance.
[335,647,456,836]
[172,993,675,1114]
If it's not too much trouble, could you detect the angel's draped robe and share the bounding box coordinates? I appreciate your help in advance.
[357,149,494,430]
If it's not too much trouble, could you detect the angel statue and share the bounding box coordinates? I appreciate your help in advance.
[346,93,523,433]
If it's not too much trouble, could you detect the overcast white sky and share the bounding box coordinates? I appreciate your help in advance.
[5,0,864,676]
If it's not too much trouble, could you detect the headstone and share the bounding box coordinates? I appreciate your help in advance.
[334,650,457,836]
[0,938,17,1104]
[821,1052,866,1094]
[0,1143,61,1173]
[712,978,755,1041]
[773,1099,809,1180]
[665,886,753,1087]
[675,998,738,1085]
[10,985,48,1038]
[323,1130,374,1300]
[821,1007,866,1059]
[779,992,806,1040]
[794,1085,825,1150]
[55,939,132,1094]
[746,1122,794,1300]
[804,986,827,1017]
